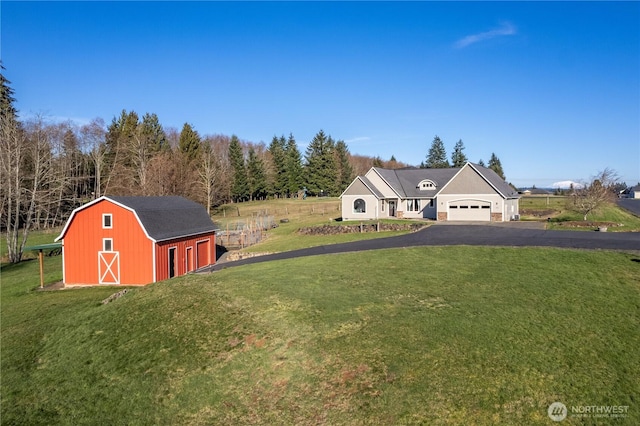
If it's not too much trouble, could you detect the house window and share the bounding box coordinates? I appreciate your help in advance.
[103,214,112,229]
[429,199,434,208]
[354,199,366,213]
[382,200,385,212]
[407,199,421,212]
[419,180,436,190]
[103,238,113,252]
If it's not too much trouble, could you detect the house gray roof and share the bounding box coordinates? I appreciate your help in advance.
[470,164,520,198]
[108,196,217,241]
[369,163,519,199]
[374,167,459,198]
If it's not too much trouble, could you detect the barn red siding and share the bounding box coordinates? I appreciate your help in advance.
[62,199,154,285]
[155,233,215,281]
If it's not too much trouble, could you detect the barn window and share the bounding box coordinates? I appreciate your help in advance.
[353,199,366,213]
[103,238,113,252]
[103,214,112,229]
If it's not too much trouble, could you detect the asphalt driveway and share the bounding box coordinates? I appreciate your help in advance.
[618,198,640,216]
[206,223,640,272]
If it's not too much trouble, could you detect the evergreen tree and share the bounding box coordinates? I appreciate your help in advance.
[247,147,268,200]
[304,130,337,196]
[488,152,505,179]
[373,156,384,168]
[478,159,486,167]
[425,135,450,168]
[334,139,353,193]
[228,135,249,202]
[285,134,303,196]
[268,135,287,197]
[451,139,468,168]
[105,110,139,166]
[0,62,18,123]
[178,123,201,162]
[140,113,168,154]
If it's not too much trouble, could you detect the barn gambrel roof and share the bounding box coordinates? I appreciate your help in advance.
[56,196,218,243]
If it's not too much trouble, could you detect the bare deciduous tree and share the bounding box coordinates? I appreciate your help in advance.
[569,168,619,220]
[80,118,107,198]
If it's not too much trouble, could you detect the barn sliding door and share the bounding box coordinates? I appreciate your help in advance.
[196,240,209,269]
[98,251,120,284]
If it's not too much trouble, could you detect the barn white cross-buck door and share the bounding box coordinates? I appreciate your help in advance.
[98,251,120,284]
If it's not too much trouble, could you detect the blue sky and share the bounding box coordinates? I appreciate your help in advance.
[3,1,639,188]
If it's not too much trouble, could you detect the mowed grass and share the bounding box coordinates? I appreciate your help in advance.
[2,247,639,425]
[212,197,421,253]
[520,196,640,231]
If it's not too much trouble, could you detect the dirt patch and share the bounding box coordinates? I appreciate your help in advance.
[298,222,425,235]
[519,208,560,218]
[36,281,65,291]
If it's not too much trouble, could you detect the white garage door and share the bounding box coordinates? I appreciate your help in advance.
[448,200,491,221]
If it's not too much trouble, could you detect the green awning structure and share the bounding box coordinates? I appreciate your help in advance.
[23,242,62,288]
[24,242,62,252]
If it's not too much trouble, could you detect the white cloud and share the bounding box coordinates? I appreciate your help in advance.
[344,136,371,144]
[454,22,517,49]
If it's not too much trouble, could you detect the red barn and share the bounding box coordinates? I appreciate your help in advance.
[55,196,218,286]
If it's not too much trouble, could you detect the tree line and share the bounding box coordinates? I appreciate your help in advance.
[421,135,505,180]
[1,67,411,261]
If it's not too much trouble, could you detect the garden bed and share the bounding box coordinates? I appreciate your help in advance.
[298,222,426,235]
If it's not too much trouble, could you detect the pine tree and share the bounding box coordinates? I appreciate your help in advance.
[373,156,384,167]
[268,135,287,197]
[140,113,168,154]
[285,134,303,196]
[178,123,201,162]
[334,139,353,193]
[304,130,337,196]
[0,62,18,124]
[247,147,268,200]
[228,135,249,202]
[478,159,486,167]
[451,139,468,168]
[487,152,505,179]
[425,135,450,168]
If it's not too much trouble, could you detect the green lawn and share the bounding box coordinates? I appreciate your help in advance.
[2,246,639,425]
[519,196,640,231]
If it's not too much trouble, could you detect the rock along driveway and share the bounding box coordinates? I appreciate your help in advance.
[206,223,640,272]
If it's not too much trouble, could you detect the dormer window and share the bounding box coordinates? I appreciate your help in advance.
[418,180,436,190]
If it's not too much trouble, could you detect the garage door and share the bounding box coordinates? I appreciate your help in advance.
[448,200,491,221]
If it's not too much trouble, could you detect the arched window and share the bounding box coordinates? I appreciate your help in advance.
[418,179,436,190]
[353,199,366,213]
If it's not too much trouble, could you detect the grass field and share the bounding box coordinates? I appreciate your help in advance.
[2,246,639,425]
[519,196,640,231]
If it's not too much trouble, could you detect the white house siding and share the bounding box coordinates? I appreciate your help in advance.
[503,198,520,220]
[341,194,379,220]
[364,169,400,198]
[400,199,437,219]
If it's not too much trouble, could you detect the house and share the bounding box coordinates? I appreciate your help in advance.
[629,185,640,199]
[340,162,520,222]
[55,196,218,286]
